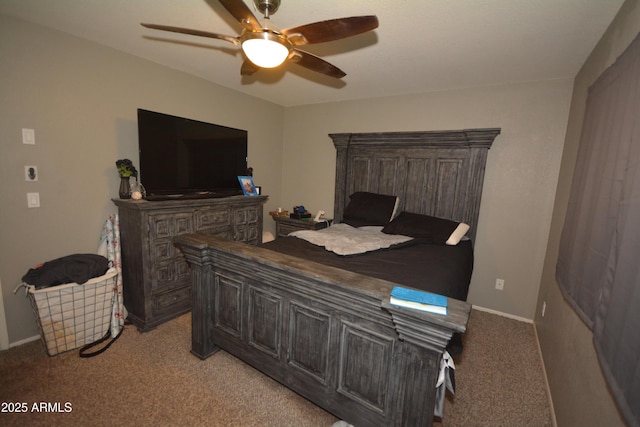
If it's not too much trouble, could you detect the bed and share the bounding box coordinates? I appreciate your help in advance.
[173,128,500,426]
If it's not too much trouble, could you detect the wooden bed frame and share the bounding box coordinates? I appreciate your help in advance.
[174,128,500,426]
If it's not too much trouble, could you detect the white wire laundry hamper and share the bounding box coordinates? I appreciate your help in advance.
[25,268,117,356]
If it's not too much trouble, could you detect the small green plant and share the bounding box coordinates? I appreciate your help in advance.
[116,159,138,178]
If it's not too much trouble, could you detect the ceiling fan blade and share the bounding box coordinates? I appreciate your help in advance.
[218,0,262,31]
[141,23,238,45]
[240,59,259,76]
[290,49,346,79]
[282,16,379,46]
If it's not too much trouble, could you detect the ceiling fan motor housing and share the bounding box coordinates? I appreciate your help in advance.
[254,0,280,17]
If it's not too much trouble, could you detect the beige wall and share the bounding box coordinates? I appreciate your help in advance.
[282,80,572,320]
[535,1,639,425]
[0,15,284,343]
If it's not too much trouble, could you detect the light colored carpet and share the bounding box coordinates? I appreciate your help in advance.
[0,309,552,426]
[434,309,553,426]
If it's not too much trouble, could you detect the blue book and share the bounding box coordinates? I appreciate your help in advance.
[391,286,448,306]
[390,286,448,315]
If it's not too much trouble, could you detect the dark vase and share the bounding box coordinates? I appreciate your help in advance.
[119,177,131,199]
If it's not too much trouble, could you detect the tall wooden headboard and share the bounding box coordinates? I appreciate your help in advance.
[330,129,500,242]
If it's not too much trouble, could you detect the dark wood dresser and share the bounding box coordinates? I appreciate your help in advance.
[113,195,267,331]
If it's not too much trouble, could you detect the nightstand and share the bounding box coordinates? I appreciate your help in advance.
[273,216,332,238]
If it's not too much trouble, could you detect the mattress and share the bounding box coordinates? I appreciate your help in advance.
[262,235,473,302]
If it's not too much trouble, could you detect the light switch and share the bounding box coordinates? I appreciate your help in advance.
[22,128,35,145]
[27,192,40,208]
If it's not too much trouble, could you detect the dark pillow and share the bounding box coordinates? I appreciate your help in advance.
[342,192,398,227]
[382,211,470,245]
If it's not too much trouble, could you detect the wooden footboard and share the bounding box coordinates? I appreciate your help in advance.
[174,233,471,427]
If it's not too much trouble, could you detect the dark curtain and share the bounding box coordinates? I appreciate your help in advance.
[556,32,640,427]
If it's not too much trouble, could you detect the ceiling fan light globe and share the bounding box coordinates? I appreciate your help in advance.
[241,34,289,68]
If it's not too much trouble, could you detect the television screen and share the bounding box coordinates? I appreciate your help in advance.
[137,109,248,200]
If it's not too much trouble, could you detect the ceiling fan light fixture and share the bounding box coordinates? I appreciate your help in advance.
[241,32,290,68]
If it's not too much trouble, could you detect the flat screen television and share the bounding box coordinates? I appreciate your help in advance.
[137,109,248,200]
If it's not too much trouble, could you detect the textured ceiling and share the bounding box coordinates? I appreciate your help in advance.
[0,0,625,107]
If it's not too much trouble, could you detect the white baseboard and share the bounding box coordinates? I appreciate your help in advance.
[471,304,533,323]
[9,334,40,348]
[532,322,558,427]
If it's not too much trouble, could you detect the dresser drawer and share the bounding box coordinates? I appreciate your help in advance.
[235,207,260,226]
[235,225,259,243]
[195,208,231,231]
[149,212,193,239]
[152,258,191,290]
[275,217,331,238]
[278,222,302,237]
[152,286,191,315]
[197,228,234,240]
[151,239,181,262]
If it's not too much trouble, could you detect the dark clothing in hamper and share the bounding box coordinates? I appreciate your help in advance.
[22,254,109,289]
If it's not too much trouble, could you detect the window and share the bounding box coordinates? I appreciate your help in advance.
[556,33,640,427]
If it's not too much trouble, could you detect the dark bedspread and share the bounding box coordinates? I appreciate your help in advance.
[262,236,473,302]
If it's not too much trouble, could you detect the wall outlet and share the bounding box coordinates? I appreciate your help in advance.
[495,278,505,290]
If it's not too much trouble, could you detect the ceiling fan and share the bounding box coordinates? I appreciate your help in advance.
[141,0,378,79]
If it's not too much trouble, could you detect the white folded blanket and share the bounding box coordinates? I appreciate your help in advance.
[289,223,413,256]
